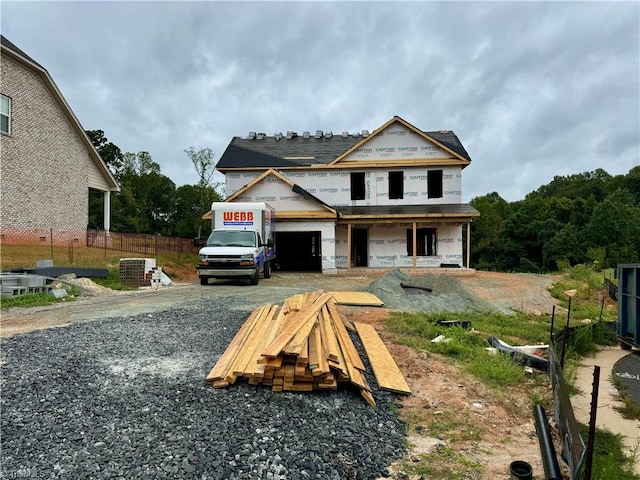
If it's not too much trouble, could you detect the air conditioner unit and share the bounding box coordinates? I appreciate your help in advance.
[303,131,310,139]
[248,132,257,139]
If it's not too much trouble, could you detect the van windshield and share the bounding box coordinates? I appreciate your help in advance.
[206,230,257,247]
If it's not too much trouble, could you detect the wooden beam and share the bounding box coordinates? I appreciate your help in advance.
[230,304,276,379]
[354,322,411,395]
[412,222,417,268]
[261,292,332,358]
[206,305,267,382]
[347,223,352,271]
[466,221,471,268]
[329,291,384,307]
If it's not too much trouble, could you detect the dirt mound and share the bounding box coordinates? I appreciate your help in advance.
[367,269,496,313]
[55,274,114,297]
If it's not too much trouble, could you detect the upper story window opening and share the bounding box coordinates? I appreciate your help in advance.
[350,172,365,200]
[1,94,11,134]
[428,169,443,198]
[389,171,404,200]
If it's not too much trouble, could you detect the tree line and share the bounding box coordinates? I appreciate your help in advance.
[86,130,222,239]
[469,167,640,272]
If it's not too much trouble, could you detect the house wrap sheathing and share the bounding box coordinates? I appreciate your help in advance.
[210,116,480,274]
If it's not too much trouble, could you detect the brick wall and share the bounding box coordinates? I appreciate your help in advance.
[0,55,90,231]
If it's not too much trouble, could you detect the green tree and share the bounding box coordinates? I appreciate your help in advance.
[111,151,176,235]
[172,184,220,238]
[581,188,640,267]
[470,192,519,270]
[86,129,124,178]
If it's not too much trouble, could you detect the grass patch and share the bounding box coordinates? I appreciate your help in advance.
[582,425,640,480]
[0,286,81,309]
[1,244,199,293]
[398,446,483,480]
[549,264,617,323]
[386,310,550,389]
[612,375,640,422]
[91,267,135,291]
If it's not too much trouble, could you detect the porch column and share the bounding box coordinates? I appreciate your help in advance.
[412,222,417,268]
[103,191,111,232]
[347,223,352,271]
[466,221,471,268]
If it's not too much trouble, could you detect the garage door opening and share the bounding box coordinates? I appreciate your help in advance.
[275,232,322,272]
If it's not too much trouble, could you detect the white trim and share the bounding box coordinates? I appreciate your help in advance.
[1,94,11,134]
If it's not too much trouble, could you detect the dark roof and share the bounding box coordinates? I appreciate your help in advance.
[335,204,479,217]
[216,130,471,170]
[426,131,471,162]
[217,135,361,169]
[1,35,45,69]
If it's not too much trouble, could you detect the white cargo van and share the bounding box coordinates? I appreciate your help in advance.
[197,202,276,285]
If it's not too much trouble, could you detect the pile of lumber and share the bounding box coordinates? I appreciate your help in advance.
[206,290,411,406]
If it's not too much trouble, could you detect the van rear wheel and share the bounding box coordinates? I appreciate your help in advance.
[200,277,209,286]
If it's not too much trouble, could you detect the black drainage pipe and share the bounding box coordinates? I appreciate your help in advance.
[533,404,562,480]
[509,460,533,480]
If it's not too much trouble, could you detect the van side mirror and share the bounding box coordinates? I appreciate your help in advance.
[193,238,201,247]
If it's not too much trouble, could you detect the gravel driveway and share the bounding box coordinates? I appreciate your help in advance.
[1,291,406,480]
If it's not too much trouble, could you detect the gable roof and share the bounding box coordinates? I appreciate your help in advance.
[215,116,471,171]
[329,115,471,166]
[1,35,119,192]
[228,168,336,211]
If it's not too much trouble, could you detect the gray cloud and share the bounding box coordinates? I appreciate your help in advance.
[2,1,638,201]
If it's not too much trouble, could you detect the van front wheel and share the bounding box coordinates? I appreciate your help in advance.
[264,261,271,279]
[250,268,259,285]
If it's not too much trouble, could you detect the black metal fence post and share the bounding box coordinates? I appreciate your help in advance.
[583,366,601,480]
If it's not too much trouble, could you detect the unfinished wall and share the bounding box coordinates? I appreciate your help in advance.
[226,167,463,207]
[335,223,464,268]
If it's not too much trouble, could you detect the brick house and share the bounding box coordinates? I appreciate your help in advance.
[209,116,480,273]
[0,35,119,241]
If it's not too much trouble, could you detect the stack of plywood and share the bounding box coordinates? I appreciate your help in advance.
[206,290,410,406]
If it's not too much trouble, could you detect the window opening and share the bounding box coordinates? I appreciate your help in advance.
[428,170,443,198]
[350,172,365,200]
[407,228,437,256]
[389,171,404,199]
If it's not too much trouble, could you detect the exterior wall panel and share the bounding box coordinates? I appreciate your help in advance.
[0,55,90,231]
[225,166,463,207]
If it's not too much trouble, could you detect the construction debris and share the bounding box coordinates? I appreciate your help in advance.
[206,290,410,406]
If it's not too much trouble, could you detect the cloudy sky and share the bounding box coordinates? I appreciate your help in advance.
[3,1,638,202]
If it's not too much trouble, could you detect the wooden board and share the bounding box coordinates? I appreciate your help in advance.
[329,291,384,307]
[206,305,266,382]
[262,292,332,358]
[354,322,411,395]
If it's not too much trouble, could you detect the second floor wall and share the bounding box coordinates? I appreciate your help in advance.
[225,165,464,209]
